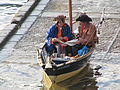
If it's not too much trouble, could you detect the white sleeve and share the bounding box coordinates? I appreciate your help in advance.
[73,28,79,34]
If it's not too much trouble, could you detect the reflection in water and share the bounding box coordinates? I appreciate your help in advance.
[41,64,98,90]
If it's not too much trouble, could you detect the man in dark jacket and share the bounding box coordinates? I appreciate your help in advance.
[45,15,73,56]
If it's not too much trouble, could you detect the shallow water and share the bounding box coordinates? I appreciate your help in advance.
[0,0,28,30]
[92,61,120,90]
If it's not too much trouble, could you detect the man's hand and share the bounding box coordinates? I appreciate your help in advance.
[76,40,80,44]
[75,38,83,44]
[58,37,64,40]
[52,38,58,42]
[52,38,62,42]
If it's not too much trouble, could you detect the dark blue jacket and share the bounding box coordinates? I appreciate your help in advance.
[45,23,73,53]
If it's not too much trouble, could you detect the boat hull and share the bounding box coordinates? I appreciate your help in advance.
[48,63,88,83]
[44,54,91,83]
[39,45,94,83]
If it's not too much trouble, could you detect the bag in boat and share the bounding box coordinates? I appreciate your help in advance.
[77,46,88,56]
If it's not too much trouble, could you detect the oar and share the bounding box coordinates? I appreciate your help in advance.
[96,8,105,35]
[37,49,44,67]
[35,43,52,68]
[36,44,53,89]
[45,56,52,68]
[37,55,52,88]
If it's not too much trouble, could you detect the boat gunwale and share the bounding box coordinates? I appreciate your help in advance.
[38,45,94,68]
[55,47,94,67]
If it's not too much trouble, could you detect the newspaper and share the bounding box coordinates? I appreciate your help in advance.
[64,39,78,46]
[55,38,78,46]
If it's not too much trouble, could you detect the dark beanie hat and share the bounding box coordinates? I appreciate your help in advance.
[76,14,92,22]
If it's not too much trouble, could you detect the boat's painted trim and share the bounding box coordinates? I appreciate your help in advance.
[49,64,87,83]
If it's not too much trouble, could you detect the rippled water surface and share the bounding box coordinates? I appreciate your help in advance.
[0,0,28,30]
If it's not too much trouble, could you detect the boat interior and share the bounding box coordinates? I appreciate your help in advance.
[38,44,93,66]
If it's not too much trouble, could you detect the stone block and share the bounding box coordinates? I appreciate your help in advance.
[24,0,35,6]
[9,35,23,42]
[20,21,33,28]
[35,4,46,11]
[30,10,41,16]
[3,24,18,31]
[0,36,5,45]
[14,11,26,17]
[19,5,32,12]
[16,28,28,35]
[39,0,50,5]
[25,16,37,22]
[11,16,23,24]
